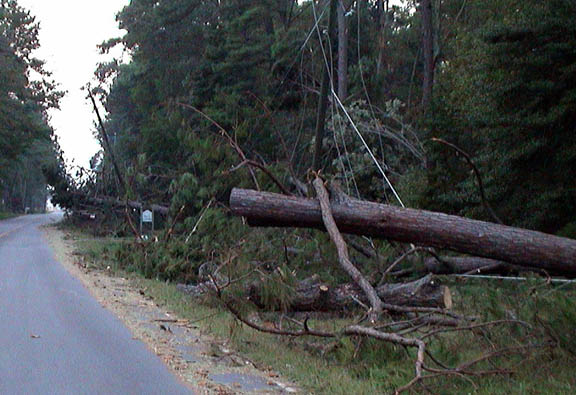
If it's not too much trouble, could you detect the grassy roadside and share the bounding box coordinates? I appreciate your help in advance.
[0,212,18,220]
[70,229,576,394]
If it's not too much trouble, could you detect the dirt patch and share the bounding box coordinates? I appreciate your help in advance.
[43,226,298,394]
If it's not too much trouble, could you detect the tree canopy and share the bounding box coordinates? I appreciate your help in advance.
[46,0,575,236]
[0,0,62,212]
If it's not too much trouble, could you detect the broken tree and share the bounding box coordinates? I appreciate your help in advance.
[248,274,451,312]
[230,188,576,276]
[178,274,451,311]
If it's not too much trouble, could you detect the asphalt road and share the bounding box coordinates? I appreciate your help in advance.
[0,213,192,394]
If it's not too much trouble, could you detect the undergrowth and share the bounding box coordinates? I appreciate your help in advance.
[66,219,576,394]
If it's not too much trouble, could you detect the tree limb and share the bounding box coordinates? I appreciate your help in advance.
[313,176,383,322]
[431,137,503,224]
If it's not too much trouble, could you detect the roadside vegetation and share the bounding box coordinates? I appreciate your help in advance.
[67,220,576,394]
[0,212,17,220]
[3,0,574,392]
[0,0,63,215]
[54,0,576,383]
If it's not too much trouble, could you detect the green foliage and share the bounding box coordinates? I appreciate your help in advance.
[425,0,576,232]
[325,99,425,202]
[0,211,17,220]
[87,0,431,219]
[59,0,576,392]
[0,0,63,212]
[76,235,576,395]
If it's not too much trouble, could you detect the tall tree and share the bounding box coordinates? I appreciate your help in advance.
[420,0,435,111]
[337,0,348,100]
[0,0,62,212]
[312,0,338,171]
[376,0,389,76]
[426,0,576,233]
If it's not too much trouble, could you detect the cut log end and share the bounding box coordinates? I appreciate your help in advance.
[443,286,453,310]
[247,275,450,312]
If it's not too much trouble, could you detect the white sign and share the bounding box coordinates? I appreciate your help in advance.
[142,210,153,223]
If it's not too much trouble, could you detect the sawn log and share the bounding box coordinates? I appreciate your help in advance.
[248,274,451,311]
[176,275,451,310]
[423,257,517,275]
[230,188,576,275]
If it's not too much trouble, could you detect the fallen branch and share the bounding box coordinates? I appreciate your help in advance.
[247,274,451,311]
[431,137,503,224]
[185,199,214,243]
[421,319,531,340]
[423,256,518,275]
[226,160,292,196]
[164,205,185,242]
[217,287,513,394]
[379,247,429,285]
[313,177,383,322]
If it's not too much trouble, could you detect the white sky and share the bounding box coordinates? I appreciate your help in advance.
[18,0,129,169]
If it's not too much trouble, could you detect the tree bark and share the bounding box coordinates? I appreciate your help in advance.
[376,0,389,76]
[248,274,451,311]
[420,0,435,111]
[177,275,450,311]
[337,0,348,100]
[229,188,576,275]
[422,256,518,275]
[313,177,382,320]
[418,256,569,277]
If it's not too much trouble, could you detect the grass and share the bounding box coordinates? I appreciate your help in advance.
[70,229,576,394]
[137,279,406,394]
[0,212,18,220]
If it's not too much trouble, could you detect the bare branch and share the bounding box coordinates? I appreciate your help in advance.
[174,101,261,191]
[379,247,428,286]
[313,176,383,322]
[431,137,503,224]
[421,319,531,340]
[226,160,293,196]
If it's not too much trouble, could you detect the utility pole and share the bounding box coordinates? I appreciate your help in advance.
[86,87,126,193]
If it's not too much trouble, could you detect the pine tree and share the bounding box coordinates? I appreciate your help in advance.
[426,0,576,233]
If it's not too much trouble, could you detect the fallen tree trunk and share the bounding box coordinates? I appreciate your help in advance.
[423,257,518,275]
[230,188,576,276]
[420,256,572,277]
[177,274,451,311]
[249,274,451,311]
[74,193,169,215]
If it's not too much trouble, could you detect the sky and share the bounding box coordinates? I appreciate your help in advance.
[18,0,130,169]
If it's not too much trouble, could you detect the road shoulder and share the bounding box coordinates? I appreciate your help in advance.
[43,226,296,394]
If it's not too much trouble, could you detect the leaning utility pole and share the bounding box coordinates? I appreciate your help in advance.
[86,87,126,193]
